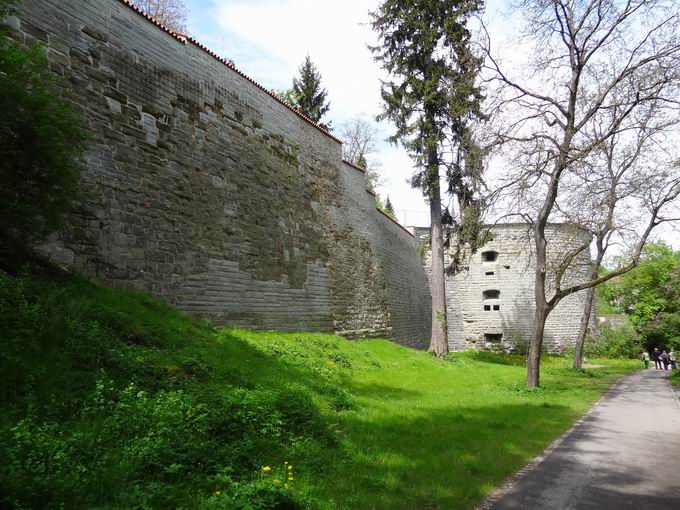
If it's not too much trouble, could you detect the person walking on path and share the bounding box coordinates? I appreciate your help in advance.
[641,350,650,369]
[653,348,662,369]
[661,350,670,370]
[670,351,677,370]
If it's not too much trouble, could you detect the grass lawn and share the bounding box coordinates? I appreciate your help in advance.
[245,334,637,509]
[0,270,638,509]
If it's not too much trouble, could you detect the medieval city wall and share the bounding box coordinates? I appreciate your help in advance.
[13,0,431,347]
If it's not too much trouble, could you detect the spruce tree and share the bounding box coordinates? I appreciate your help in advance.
[291,56,331,129]
[384,196,396,220]
[370,0,485,356]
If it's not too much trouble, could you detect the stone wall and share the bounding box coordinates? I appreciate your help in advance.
[12,0,431,347]
[417,224,594,353]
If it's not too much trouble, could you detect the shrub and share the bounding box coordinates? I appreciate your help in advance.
[585,323,642,359]
[0,0,87,268]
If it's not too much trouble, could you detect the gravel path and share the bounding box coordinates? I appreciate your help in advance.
[485,369,680,510]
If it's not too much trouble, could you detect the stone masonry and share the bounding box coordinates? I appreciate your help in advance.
[12,0,431,347]
[416,224,595,353]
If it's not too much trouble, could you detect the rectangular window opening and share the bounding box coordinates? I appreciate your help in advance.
[504,265,510,270]
[493,304,500,311]
[483,305,491,311]
[485,333,503,343]
[485,271,495,276]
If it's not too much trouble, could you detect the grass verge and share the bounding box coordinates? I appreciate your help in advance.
[0,270,638,509]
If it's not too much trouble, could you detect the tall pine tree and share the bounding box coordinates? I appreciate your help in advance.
[291,56,331,129]
[370,0,485,356]
[384,196,396,220]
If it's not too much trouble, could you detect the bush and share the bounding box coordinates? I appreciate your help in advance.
[585,323,642,359]
[0,0,87,268]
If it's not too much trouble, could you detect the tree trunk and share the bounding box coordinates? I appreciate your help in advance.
[428,157,448,357]
[527,302,549,387]
[573,287,595,369]
[527,222,549,388]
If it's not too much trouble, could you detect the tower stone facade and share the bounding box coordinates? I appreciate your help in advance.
[416,223,594,353]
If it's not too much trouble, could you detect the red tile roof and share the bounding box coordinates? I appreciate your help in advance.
[117,0,342,144]
[342,159,367,173]
[375,207,415,237]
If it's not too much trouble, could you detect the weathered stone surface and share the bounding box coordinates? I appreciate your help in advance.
[417,224,594,353]
[14,0,431,347]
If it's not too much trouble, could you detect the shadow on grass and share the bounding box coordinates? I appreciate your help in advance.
[318,396,580,510]
[450,351,528,367]
[344,380,424,400]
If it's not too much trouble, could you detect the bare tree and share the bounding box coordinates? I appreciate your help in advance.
[339,117,383,191]
[132,0,187,33]
[567,101,680,367]
[482,0,680,386]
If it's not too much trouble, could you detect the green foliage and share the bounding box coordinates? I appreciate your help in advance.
[383,196,396,219]
[370,0,485,173]
[0,12,87,267]
[277,87,302,108]
[584,323,643,359]
[0,268,639,509]
[0,0,17,20]
[290,56,331,129]
[669,369,680,386]
[370,0,488,274]
[374,194,397,220]
[599,243,680,349]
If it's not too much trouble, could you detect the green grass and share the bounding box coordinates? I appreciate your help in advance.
[670,369,680,385]
[0,269,638,509]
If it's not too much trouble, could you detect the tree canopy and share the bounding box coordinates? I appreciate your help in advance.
[600,243,680,351]
[132,0,188,33]
[290,56,331,129]
[370,0,486,356]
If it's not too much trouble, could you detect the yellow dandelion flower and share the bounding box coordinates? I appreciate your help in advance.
[284,483,289,490]
[288,465,293,470]
[262,466,271,472]
[272,479,280,484]
[214,491,221,496]
[288,476,294,481]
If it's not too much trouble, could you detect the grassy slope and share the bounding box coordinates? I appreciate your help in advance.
[0,271,637,509]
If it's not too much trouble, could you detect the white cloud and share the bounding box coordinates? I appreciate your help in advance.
[212,0,381,118]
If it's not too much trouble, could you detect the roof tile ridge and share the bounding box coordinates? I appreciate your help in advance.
[115,0,341,145]
[375,207,414,237]
[342,159,367,173]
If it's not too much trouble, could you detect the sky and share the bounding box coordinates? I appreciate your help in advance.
[182,0,504,227]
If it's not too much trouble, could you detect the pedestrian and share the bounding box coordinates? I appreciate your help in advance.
[641,350,650,369]
[653,348,662,369]
[670,351,677,370]
[661,350,670,370]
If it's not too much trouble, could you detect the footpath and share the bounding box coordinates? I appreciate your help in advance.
[485,369,680,509]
